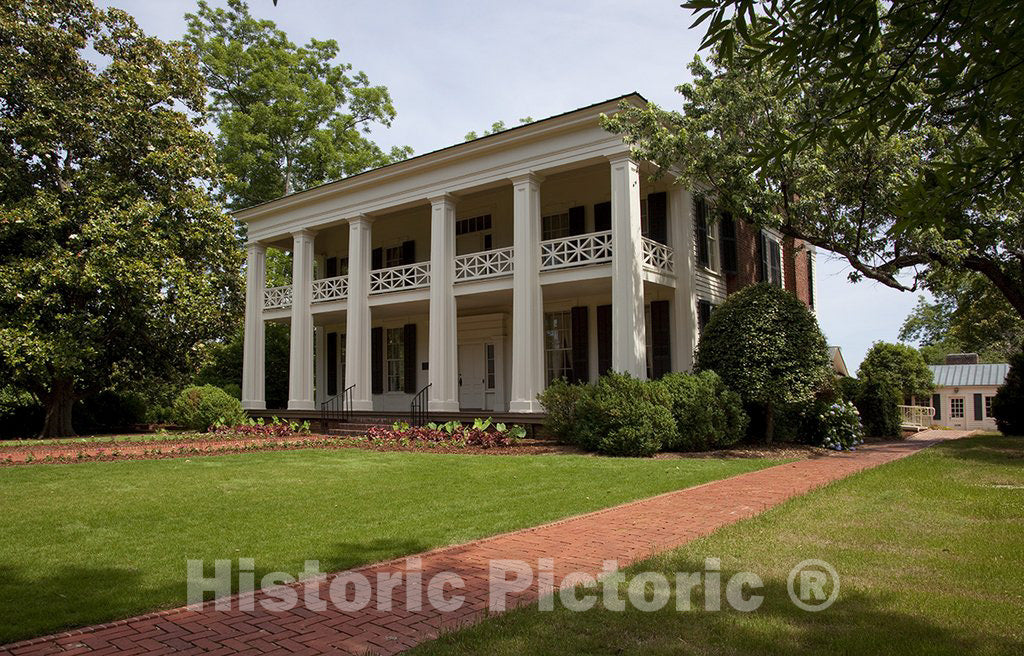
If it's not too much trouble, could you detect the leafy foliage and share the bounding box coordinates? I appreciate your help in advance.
[683,1,1024,234]
[852,379,902,439]
[660,371,748,450]
[172,385,246,431]
[858,341,934,400]
[195,323,290,408]
[367,422,522,449]
[992,351,1024,435]
[184,0,412,208]
[464,117,534,142]
[695,283,831,442]
[0,0,243,437]
[814,401,865,451]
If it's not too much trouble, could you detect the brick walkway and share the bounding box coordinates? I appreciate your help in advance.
[1,430,968,656]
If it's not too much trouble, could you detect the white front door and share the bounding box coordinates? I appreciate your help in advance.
[949,396,966,429]
[458,343,485,409]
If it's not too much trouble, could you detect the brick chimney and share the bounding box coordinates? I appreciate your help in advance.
[945,353,979,365]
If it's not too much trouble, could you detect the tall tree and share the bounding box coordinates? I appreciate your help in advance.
[900,270,1023,363]
[0,0,243,437]
[603,55,1024,319]
[185,0,413,210]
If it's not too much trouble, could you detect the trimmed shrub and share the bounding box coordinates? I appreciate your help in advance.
[695,283,831,443]
[172,385,246,431]
[661,371,748,450]
[992,351,1024,434]
[854,379,901,438]
[815,400,865,450]
[579,373,675,456]
[537,378,591,447]
[858,341,934,400]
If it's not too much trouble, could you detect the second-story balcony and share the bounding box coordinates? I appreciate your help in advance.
[312,275,348,302]
[454,246,514,282]
[540,230,612,271]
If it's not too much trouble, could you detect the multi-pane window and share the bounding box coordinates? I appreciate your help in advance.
[760,231,783,287]
[950,397,965,419]
[485,343,496,390]
[386,328,404,392]
[384,245,404,268]
[985,396,993,418]
[697,299,715,334]
[456,214,492,235]
[695,198,717,270]
[544,311,572,384]
[542,213,570,241]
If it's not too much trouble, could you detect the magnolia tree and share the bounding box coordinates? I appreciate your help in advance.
[695,283,831,443]
[0,1,242,436]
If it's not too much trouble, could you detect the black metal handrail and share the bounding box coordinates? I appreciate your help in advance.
[320,384,355,430]
[410,383,431,426]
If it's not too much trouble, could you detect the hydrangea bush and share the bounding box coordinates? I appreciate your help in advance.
[817,401,865,451]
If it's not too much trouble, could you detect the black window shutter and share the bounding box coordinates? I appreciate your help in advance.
[647,192,668,245]
[403,323,417,393]
[932,393,941,420]
[650,300,672,378]
[594,201,611,232]
[698,300,713,333]
[371,327,383,394]
[720,213,737,273]
[568,206,586,236]
[401,240,415,266]
[597,304,612,376]
[325,257,338,279]
[371,247,383,271]
[973,393,983,421]
[326,332,338,397]
[570,306,590,383]
[695,199,709,267]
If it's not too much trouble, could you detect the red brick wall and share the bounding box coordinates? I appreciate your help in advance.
[725,220,814,309]
[785,237,813,309]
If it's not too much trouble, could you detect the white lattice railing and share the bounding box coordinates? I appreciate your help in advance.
[899,405,935,430]
[455,247,514,281]
[540,230,613,271]
[370,262,431,294]
[642,237,675,275]
[263,285,293,310]
[311,275,348,303]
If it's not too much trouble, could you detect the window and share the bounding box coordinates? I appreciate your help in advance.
[544,311,572,384]
[384,246,403,269]
[640,197,649,238]
[386,328,404,392]
[326,332,338,397]
[759,231,783,287]
[542,213,570,241]
[950,397,965,419]
[720,212,737,273]
[985,396,993,418]
[644,304,653,380]
[456,214,492,235]
[695,198,710,268]
[485,343,496,390]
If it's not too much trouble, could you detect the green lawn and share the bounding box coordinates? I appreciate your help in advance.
[412,435,1024,656]
[0,448,779,644]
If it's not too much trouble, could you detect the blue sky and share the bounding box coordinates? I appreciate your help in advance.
[98,0,926,371]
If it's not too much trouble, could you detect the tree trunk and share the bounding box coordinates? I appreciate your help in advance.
[763,403,775,445]
[40,380,76,438]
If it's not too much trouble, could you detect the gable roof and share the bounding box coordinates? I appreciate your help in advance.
[928,363,1010,387]
[233,92,647,219]
[828,346,850,377]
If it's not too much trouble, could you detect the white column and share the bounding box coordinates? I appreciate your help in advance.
[609,155,646,378]
[669,187,698,372]
[345,216,374,410]
[427,195,460,411]
[241,241,266,410]
[315,328,326,405]
[509,173,545,412]
[287,230,316,410]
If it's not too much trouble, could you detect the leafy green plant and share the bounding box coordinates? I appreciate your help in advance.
[992,351,1024,434]
[171,385,246,432]
[660,371,748,451]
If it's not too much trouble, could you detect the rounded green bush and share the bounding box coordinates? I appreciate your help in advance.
[172,385,246,431]
[578,373,676,457]
[661,371,748,450]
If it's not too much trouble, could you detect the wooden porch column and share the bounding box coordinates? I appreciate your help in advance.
[345,216,374,411]
[509,172,545,412]
[428,194,460,411]
[609,155,646,378]
[241,241,266,410]
[288,230,316,410]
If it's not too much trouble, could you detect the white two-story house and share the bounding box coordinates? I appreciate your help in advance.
[236,94,816,418]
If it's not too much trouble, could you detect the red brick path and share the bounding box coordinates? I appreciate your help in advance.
[0,430,968,655]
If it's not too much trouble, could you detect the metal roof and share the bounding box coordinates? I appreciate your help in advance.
[928,363,1010,388]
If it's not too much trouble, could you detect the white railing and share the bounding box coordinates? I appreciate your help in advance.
[898,405,935,430]
[263,285,293,310]
[540,230,613,271]
[370,261,431,294]
[455,247,514,281]
[311,275,348,303]
[642,237,675,275]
